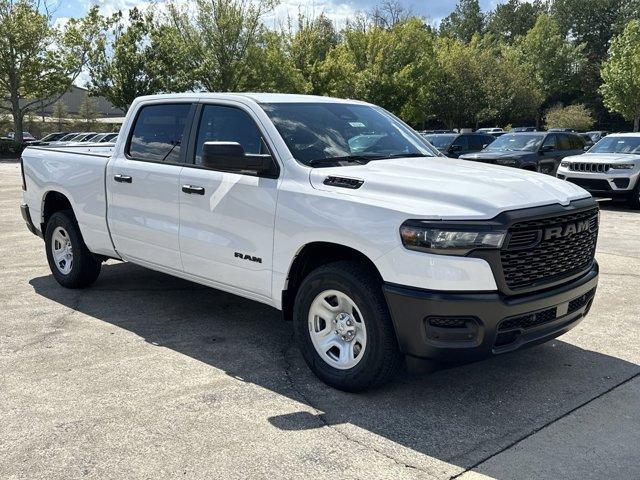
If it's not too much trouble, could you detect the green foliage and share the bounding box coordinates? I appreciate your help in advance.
[0,0,103,141]
[600,20,640,131]
[485,0,547,43]
[52,100,68,130]
[77,95,99,128]
[88,8,166,111]
[439,0,484,43]
[545,103,595,131]
[512,14,586,107]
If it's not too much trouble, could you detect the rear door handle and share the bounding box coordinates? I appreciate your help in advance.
[182,185,205,195]
[114,174,132,183]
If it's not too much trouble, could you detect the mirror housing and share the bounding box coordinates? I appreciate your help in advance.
[201,141,275,176]
[540,145,555,153]
[449,144,462,152]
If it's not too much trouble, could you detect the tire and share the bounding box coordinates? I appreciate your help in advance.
[45,210,101,288]
[627,180,640,210]
[293,260,402,392]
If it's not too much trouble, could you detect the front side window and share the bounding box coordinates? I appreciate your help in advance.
[262,102,434,166]
[542,134,557,149]
[194,105,266,165]
[557,134,572,150]
[128,103,191,163]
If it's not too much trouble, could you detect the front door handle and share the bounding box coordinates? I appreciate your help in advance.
[114,174,132,183]
[182,185,205,195]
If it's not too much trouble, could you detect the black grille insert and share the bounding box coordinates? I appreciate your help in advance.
[568,288,597,314]
[501,208,598,290]
[566,178,611,191]
[499,307,557,331]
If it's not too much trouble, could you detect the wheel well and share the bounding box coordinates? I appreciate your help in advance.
[42,191,73,230]
[523,165,537,171]
[281,242,382,321]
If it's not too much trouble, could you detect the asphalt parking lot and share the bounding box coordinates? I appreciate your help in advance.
[1,160,639,480]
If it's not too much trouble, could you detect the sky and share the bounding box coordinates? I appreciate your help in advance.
[52,0,506,29]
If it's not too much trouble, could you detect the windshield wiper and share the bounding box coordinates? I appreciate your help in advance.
[377,153,427,159]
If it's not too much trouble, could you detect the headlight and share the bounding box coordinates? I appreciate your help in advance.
[400,222,506,255]
[610,164,634,170]
[560,161,571,167]
[496,158,518,166]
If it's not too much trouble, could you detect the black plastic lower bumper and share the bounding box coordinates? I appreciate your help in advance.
[21,204,42,238]
[383,262,599,362]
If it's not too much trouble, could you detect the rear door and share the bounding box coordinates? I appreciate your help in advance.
[177,102,279,297]
[107,102,195,271]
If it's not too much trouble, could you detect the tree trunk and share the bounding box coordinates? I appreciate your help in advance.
[634,113,639,133]
[10,93,24,144]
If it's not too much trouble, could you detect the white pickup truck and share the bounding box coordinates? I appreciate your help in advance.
[20,93,600,391]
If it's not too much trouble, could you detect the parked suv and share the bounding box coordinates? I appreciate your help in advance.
[460,132,586,174]
[422,132,495,158]
[557,133,640,208]
[20,93,599,391]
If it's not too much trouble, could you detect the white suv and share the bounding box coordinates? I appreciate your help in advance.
[557,133,640,209]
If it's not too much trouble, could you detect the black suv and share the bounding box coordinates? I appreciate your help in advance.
[459,132,586,174]
[422,133,496,158]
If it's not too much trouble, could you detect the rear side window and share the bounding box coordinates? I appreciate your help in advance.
[127,104,192,163]
[194,105,266,165]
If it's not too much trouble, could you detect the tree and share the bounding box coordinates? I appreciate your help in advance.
[322,18,440,126]
[88,8,166,111]
[288,14,338,94]
[0,0,103,142]
[552,0,640,61]
[600,20,640,131]
[439,0,484,43]
[162,0,277,92]
[545,104,595,131]
[512,14,586,120]
[52,99,68,130]
[485,0,547,43]
[369,1,412,29]
[77,95,98,128]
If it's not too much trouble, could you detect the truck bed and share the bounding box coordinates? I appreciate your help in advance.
[21,145,118,258]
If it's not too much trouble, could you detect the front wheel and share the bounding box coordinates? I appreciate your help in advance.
[293,261,402,392]
[627,180,640,210]
[45,210,102,288]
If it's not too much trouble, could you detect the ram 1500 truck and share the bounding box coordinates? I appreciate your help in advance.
[20,94,600,391]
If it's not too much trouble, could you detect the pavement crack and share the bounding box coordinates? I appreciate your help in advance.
[280,334,430,476]
[449,370,640,479]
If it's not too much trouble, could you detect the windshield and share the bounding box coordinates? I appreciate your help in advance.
[589,136,640,154]
[261,102,434,166]
[485,134,542,152]
[423,134,456,149]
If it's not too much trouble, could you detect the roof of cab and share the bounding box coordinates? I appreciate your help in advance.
[133,92,368,105]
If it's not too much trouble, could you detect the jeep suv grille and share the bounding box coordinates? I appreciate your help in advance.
[501,208,598,290]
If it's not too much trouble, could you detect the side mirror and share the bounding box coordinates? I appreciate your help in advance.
[449,144,462,152]
[201,141,274,175]
[540,145,555,153]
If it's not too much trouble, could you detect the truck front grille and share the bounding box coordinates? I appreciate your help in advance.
[500,208,598,290]
[568,163,611,173]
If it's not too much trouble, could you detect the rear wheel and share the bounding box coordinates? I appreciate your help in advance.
[293,261,402,392]
[45,211,101,288]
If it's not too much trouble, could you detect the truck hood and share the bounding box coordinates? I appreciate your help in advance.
[564,153,640,163]
[308,156,590,220]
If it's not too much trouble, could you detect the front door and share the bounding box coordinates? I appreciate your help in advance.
[178,103,278,297]
[107,102,193,271]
